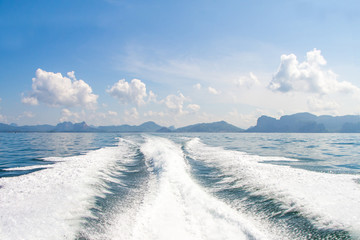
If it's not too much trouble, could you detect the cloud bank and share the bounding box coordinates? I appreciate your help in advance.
[22,69,98,108]
[269,49,360,95]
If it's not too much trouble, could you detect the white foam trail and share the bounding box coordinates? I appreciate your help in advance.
[186,138,360,236]
[0,138,132,240]
[3,165,52,171]
[102,136,272,240]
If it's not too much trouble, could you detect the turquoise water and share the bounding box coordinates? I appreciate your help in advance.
[0,133,359,239]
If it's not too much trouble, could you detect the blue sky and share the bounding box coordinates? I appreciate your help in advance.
[1,0,360,128]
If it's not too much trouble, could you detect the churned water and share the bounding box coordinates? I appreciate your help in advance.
[0,133,359,239]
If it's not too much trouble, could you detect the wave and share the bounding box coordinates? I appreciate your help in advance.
[94,136,273,240]
[2,135,360,239]
[185,137,360,239]
[0,138,133,240]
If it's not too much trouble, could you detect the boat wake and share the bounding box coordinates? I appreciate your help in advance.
[1,135,359,240]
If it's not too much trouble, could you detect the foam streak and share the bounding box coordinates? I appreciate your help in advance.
[0,139,130,240]
[103,136,270,240]
[186,138,360,237]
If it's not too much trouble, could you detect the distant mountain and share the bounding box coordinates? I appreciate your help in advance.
[53,122,97,132]
[137,121,164,132]
[176,121,244,132]
[318,115,360,132]
[340,122,360,133]
[0,123,18,132]
[2,114,360,133]
[53,122,74,132]
[17,124,54,132]
[0,123,55,132]
[247,112,360,133]
[97,121,163,132]
[156,127,173,132]
[247,113,326,133]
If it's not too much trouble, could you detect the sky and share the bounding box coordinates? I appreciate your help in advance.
[1,0,360,128]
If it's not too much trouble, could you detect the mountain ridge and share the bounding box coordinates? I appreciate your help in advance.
[0,120,242,133]
[246,112,360,133]
[2,112,360,133]
[175,121,244,132]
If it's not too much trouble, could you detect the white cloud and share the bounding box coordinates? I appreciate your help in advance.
[187,104,200,112]
[59,108,83,122]
[118,44,264,89]
[235,72,260,89]
[85,110,124,126]
[22,111,35,118]
[107,110,118,116]
[107,79,147,106]
[148,90,157,103]
[225,109,266,128]
[22,69,98,108]
[144,110,165,117]
[21,96,38,105]
[124,107,139,120]
[269,49,360,95]
[307,96,340,112]
[208,86,220,95]
[0,114,6,123]
[163,93,187,114]
[16,111,36,121]
[67,71,76,80]
[193,83,201,90]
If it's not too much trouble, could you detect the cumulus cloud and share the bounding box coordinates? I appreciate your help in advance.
[107,79,148,106]
[208,86,220,95]
[235,72,260,89]
[187,104,200,112]
[163,93,187,114]
[22,69,98,108]
[269,49,360,95]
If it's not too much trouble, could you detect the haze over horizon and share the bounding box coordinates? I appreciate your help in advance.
[1,0,360,128]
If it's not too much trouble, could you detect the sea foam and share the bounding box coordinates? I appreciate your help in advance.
[186,138,360,237]
[100,136,273,240]
[0,138,130,240]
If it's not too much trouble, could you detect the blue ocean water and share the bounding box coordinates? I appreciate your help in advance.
[0,132,359,239]
[0,132,119,177]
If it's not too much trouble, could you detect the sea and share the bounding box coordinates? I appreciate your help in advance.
[0,132,360,240]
